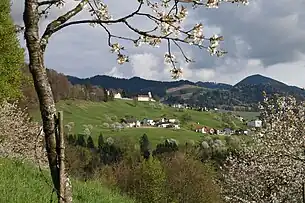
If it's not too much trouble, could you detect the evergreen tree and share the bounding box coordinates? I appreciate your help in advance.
[76,134,86,147]
[0,0,24,101]
[140,134,151,160]
[98,132,104,150]
[87,135,95,149]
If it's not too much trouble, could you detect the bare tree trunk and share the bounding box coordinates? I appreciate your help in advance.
[23,0,71,202]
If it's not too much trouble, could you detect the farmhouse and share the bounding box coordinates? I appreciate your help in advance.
[121,118,141,128]
[194,126,218,135]
[195,126,208,134]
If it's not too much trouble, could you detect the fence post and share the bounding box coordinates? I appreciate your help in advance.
[57,111,71,203]
[302,182,305,203]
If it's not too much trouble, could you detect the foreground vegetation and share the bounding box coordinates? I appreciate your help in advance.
[0,158,135,203]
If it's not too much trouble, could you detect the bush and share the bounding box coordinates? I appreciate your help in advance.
[162,153,222,203]
[65,145,99,179]
[111,115,118,121]
[101,122,110,128]
[112,158,166,203]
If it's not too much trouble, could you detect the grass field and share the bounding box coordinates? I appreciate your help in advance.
[95,128,203,146]
[220,109,260,120]
[31,99,243,145]
[0,157,135,203]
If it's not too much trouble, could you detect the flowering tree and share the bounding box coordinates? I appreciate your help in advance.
[222,93,305,203]
[0,101,46,165]
[22,0,249,202]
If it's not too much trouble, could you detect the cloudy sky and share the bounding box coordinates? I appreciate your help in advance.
[11,0,305,87]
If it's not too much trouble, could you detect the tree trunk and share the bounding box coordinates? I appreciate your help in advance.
[23,0,71,202]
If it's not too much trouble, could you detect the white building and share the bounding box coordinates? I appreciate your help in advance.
[146,119,155,126]
[137,91,155,102]
[168,119,176,123]
[127,120,141,128]
[158,123,170,128]
[247,119,262,128]
[114,92,122,99]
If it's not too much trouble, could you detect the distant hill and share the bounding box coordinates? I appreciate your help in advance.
[67,74,305,111]
[67,75,194,97]
[234,74,286,87]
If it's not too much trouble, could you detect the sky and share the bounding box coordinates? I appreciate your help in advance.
[11,0,305,87]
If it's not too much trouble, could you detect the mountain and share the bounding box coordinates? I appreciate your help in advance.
[233,74,305,100]
[67,74,305,111]
[234,74,286,87]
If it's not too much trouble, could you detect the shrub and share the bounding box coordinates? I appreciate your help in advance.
[113,158,166,203]
[104,114,112,122]
[162,153,222,203]
[111,115,118,121]
[101,122,110,128]
[65,145,98,179]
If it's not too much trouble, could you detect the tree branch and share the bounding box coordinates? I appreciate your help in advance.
[40,0,89,51]
[40,0,144,51]
[38,0,62,7]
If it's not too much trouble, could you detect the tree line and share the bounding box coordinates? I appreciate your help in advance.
[20,67,119,110]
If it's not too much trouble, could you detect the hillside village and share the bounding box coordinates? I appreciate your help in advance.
[119,115,261,135]
[109,90,263,136]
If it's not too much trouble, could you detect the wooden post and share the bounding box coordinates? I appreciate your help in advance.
[303,182,305,203]
[57,111,71,203]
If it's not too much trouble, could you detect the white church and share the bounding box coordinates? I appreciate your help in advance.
[137,92,155,102]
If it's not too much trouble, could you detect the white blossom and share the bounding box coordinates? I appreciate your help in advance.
[222,94,305,202]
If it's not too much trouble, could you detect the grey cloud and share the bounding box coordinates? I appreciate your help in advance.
[193,0,305,67]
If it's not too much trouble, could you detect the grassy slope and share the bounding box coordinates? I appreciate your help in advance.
[32,99,243,145]
[0,157,135,203]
